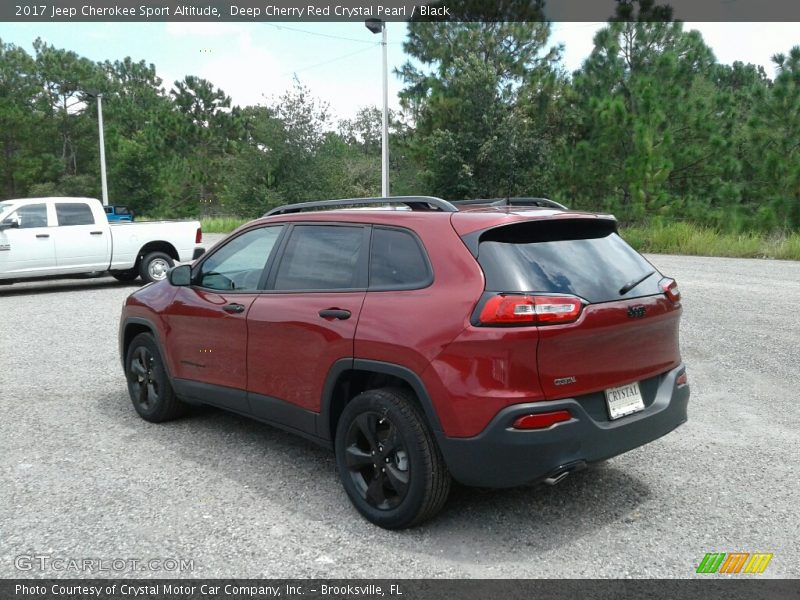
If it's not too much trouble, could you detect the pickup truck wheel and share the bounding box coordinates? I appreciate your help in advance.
[125,333,186,422]
[140,252,174,283]
[335,387,451,529]
[111,269,139,282]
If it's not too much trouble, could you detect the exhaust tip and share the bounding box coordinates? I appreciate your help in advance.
[544,470,570,486]
[542,460,587,486]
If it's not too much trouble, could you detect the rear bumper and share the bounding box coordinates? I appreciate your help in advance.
[437,364,689,488]
[191,246,206,260]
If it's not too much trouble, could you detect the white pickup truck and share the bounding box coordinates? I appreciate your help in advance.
[0,197,204,284]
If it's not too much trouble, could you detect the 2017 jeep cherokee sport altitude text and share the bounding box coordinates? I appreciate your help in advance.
[119,196,689,529]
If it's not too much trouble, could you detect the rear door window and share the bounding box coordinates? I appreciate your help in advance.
[273,225,367,291]
[369,227,432,289]
[476,219,660,303]
[55,203,95,226]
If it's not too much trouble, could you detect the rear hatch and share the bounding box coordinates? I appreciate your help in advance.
[470,217,682,400]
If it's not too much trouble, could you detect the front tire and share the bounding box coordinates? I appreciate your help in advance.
[334,388,451,529]
[140,251,174,283]
[125,333,186,422]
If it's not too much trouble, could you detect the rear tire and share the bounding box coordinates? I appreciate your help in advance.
[334,387,451,529]
[125,333,186,422]
[140,252,174,283]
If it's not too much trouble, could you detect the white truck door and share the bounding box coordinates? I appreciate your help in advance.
[0,202,57,277]
[51,201,110,272]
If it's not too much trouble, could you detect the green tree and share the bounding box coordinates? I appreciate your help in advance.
[0,39,59,197]
[748,47,800,229]
[33,38,102,179]
[157,75,242,216]
[88,58,173,213]
[560,5,722,222]
[399,22,561,199]
[218,105,285,217]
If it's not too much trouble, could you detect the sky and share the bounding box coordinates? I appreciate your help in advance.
[0,21,798,120]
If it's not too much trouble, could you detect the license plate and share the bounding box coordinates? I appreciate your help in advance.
[605,381,645,420]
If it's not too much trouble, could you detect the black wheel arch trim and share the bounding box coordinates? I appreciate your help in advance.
[120,317,172,378]
[319,358,443,441]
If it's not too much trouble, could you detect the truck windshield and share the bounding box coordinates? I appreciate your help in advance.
[0,202,15,218]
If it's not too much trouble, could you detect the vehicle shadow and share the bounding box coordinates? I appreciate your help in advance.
[0,277,141,296]
[98,389,651,563]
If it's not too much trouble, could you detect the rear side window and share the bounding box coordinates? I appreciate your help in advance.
[477,219,660,303]
[369,227,432,289]
[55,203,95,226]
[274,225,365,291]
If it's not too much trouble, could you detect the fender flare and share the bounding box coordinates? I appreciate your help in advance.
[120,317,172,378]
[319,358,443,441]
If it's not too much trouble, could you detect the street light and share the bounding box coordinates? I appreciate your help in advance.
[365,18,390,197]
[85,91,109,206]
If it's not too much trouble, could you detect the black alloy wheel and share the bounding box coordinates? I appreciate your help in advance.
[343,411,411,510]
[125,333,186,422]
[335,387,451,529]
[129,345,159,412]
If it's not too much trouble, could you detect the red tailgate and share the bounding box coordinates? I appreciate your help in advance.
[536,295,682,399]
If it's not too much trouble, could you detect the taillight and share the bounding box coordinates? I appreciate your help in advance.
[676,371,688,386]
[478,294,583,326]
[660,277,680,303]
[195,227,203,244]
[513,410,572,430]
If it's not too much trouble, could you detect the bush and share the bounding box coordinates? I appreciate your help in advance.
[621,222,800,260]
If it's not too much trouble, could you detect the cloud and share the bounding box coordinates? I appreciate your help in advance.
[165,22,252,38]
[162,23,397,119]
[198,30,287,107]
[553,21,800,77]
[686,22,800,76]
[552,22,605,73]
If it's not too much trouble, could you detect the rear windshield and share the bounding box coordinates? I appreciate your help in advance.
[476,219,661,304]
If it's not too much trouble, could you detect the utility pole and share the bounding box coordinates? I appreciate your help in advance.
[95,94,109,205]
[366,19,390,197]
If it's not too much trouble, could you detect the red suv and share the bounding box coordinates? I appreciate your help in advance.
[119,197,689,528]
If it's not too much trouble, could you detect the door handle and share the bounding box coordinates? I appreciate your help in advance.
[319,308,351,320]
[36,234,50,239]
[223,303,246,314]
[90,231,103,235]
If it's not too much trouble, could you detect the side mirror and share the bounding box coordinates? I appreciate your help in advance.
[168,264,192,286]
[0,219,19,231]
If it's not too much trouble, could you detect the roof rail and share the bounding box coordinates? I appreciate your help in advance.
[264,196,458,217]
[453,197,569,211]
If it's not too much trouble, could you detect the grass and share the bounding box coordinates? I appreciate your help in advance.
[621,222,800,261]
[200,216,249,233]
[196,215,800,260]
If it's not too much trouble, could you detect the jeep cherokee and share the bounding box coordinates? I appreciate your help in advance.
[118,196,689,529]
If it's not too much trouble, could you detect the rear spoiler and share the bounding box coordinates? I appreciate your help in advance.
[451,198,568,211]
[459,215,618,258]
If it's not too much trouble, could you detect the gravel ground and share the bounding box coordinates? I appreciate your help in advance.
[1,245,798,579]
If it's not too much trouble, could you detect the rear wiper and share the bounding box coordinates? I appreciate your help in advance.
[619,270,655,295]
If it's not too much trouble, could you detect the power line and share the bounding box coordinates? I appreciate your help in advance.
[263,22,376,45]
[283,43,380,76]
